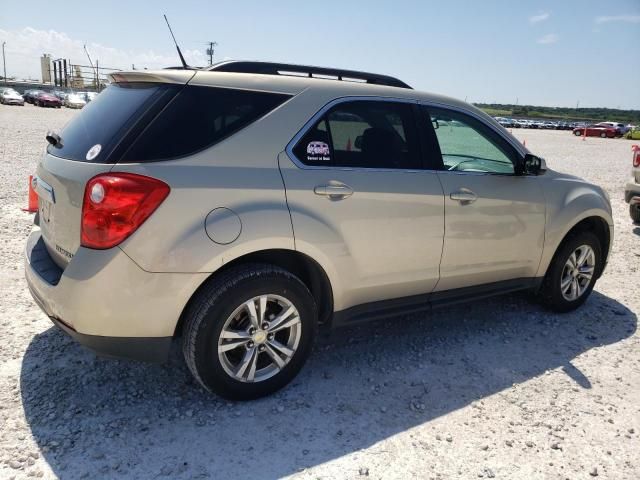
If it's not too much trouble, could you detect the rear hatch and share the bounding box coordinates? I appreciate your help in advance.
[35,71,194,269]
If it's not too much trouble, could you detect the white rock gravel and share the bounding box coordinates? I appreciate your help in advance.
[0,104,638,479]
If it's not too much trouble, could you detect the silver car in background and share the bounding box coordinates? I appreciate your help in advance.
[25,61,613,400]
[0,88,25,106]
[64,93,86,109]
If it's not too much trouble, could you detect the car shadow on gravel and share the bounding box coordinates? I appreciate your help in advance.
[20,291,636,479]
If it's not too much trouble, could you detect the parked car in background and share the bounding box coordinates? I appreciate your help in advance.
[23,90,45,104]
[593,122,625,136]
[625,127,640,140]
[34,92,62,108]
[0,88,25,106]
[596,122,628,135]
[625,146,640,223]
[495,117,513,128]
[52,90,68,101]
[79,91,99,103]
[64,93,86,109]
[25,61,613,399]
[573,124,618,138]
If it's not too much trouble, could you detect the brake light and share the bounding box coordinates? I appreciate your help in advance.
[633,145,640,168]
[81,173,170,249]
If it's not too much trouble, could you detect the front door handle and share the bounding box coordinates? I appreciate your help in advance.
[450,189,477,205]
[314,184,354,200]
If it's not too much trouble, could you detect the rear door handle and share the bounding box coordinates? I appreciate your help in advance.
[314,184,354,200]
[450,189,477,205]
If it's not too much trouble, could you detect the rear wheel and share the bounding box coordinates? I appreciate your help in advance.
[538,231,602,312]
[631,204,640,224]
[574,130,582,136]
[182,264,317,400]
[600,132,606,138]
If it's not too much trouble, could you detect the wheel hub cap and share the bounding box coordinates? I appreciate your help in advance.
[252,330,267,344]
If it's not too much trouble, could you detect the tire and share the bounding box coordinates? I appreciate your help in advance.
[574,130,581,136]
[600,132,606,138]
[631,204,640,224]
[538,231,602,312]
[182,263,317,400]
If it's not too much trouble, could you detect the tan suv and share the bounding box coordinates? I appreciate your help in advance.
[25,61,613,399]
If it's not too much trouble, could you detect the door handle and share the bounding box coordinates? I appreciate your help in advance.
[450,189,477,205]
[314,184,354,200]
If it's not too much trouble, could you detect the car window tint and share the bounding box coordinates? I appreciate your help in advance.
[47,83,177,163]
[425,107,516,174]
[123,86,291,162]
[294,101,420,169]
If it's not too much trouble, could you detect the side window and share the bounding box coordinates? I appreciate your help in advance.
[293,101,421,169]
[122,86,291,162]
[425,107,517,174]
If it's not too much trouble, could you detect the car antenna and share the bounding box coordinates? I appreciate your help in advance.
[163,14,189,69]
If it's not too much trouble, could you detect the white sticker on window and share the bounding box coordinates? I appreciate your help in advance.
[306,141,330,162]
[86,144,102,161]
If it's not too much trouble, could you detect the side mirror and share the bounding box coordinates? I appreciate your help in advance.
[523,153,546,175]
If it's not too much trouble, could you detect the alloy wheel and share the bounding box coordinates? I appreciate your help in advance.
[560,245,595,301]
[217,294,302,383]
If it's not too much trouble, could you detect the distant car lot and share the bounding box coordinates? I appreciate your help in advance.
[494,116,635,139]
[1,88,99,110]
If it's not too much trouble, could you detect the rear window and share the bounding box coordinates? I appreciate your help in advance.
[47,83,178,162]
[121,86,291,162]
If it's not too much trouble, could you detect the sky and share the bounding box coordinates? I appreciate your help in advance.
[1,0,639,109]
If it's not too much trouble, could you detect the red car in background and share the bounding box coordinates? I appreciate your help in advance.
[572,123,618,138]
[34,92,62,108]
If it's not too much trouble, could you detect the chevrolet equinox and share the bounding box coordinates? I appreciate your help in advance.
[25,61,613,399]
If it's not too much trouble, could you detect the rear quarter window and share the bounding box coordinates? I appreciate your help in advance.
[121,86,291,162]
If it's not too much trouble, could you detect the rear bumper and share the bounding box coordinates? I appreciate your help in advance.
[50,316,171,362]
[625,181,640,204]
[24,227,208,362]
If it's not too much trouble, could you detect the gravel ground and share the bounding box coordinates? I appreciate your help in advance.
[0,104,638,480]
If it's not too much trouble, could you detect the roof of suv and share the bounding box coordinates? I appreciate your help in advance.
[108,63,473,114]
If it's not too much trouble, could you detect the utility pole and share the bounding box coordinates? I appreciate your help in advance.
[2,42,6,85]
[83,44,98,88]
[206,41,218,66]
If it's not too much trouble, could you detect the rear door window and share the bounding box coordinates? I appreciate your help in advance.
[122,86,291,162]
[293,100,421,169]
[47,83,178,163]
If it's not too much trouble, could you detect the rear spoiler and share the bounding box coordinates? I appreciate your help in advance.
[108,70,196,85]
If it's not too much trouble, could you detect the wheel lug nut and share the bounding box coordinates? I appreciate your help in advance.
[258,345,265,352]
[268,333,274,340]
[249,328,256,335]
[262,322,269,330]
[248,341,254,348]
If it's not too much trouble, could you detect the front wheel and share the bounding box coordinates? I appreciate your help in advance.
[538,231,602,312]
[574,130,582,136]
[600,132,607,138]
[182,264,317,400]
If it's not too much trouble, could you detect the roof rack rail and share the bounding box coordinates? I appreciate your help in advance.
[207,61,412,89]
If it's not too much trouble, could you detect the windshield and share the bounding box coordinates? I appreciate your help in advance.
[47,82,179,162]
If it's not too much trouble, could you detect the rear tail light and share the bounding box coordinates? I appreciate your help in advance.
[632,145,640,168]
[81,173,170,249]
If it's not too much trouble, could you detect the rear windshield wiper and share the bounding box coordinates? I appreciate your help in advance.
[45,131,63,148]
